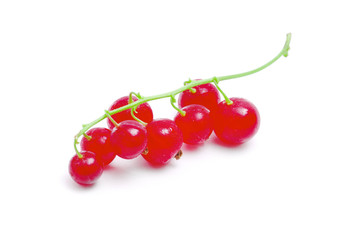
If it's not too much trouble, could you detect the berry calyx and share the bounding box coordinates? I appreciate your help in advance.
[80,127,115,166]
[178,81,221,113]
[142,119,183,166]
[174,104,213,145]
[69,151,103,185]
[111,120,148,159]
[107,96,153,129]
[213,98,260,145]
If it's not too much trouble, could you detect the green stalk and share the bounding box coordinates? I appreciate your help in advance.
[74,33,291,157]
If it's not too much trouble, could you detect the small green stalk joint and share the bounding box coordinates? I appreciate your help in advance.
[130,107,147,126]
[282,33,292,57]
[83,133,92,141]
[128,94,147,125]
[129,92,142,104]
[104,110,119,128]
[183,78,192,85]
[226,100,233,105]
[189,88,196,93]
[74,136,83,158]
[129,92,134,104]
[76,151,83,159]
[170,95,186,116]
[184,78,196,93]
[283,47,290,57]
[212,76,233,105]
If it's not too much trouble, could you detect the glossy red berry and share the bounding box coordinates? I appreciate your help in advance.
[111,120,148,159]
[69,151,103,185]
[178,82,221,113]
[213,97,260,145]
[142,119,183,166]
[174,104,213,144]
[80,127,115,166]
[107,96,154,130]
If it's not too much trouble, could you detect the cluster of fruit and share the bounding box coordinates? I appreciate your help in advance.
[69,81,259,186]
[68,33,291,186]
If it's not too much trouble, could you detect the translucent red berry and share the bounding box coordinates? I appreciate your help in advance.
[111,120,148,159]
[107,96,154,129]
[178,82,221,112]
[174,104,213,144]
[80,127,115,166]
[213,97,260,145]
[142,119,183,166]
[69,151,103,185]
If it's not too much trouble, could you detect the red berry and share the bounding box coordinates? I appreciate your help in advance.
[178,82,221,112]
[174,104,213,144]
[142,119,183,166]
[107,96,153,129]
[69,151,103,185]
[111,120,148,159]
[213,97,260,145]
[80,127,115,166]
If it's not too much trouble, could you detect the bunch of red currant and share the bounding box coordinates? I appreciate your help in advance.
[69,33,291,186]
[69,82,259,185]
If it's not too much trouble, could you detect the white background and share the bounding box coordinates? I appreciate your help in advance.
[0,0,356,239]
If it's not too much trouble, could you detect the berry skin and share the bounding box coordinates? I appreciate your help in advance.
[178,82,221,113]
[174,104,213,144]
[107,96,153,129]
[80,127,115,166]
[69,151,103,185]
[142,119,183,166]
[111,120,148,159]
[213,97,260,145]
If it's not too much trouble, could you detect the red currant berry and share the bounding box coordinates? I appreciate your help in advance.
[178,81,221,112]
[213,97,260,145]
[107,96,153,129]
[80,127,115,166]
[174,104,213,144]
[142,119,183,166]
[111,120,148,159]
[69,151,103,185]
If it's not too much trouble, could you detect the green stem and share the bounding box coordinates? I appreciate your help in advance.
[74,138,83,158]
[129,92,147,124]
[212,76,233,105]
[184,78,197,93]
[105,110,119,128]
[74,33,291,157]
[170,95,186,116]
[131,108,148,125]
[219,33,291,81]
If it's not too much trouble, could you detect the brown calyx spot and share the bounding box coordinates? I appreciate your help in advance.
[174,149,183,160]
[142,148,149,155]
